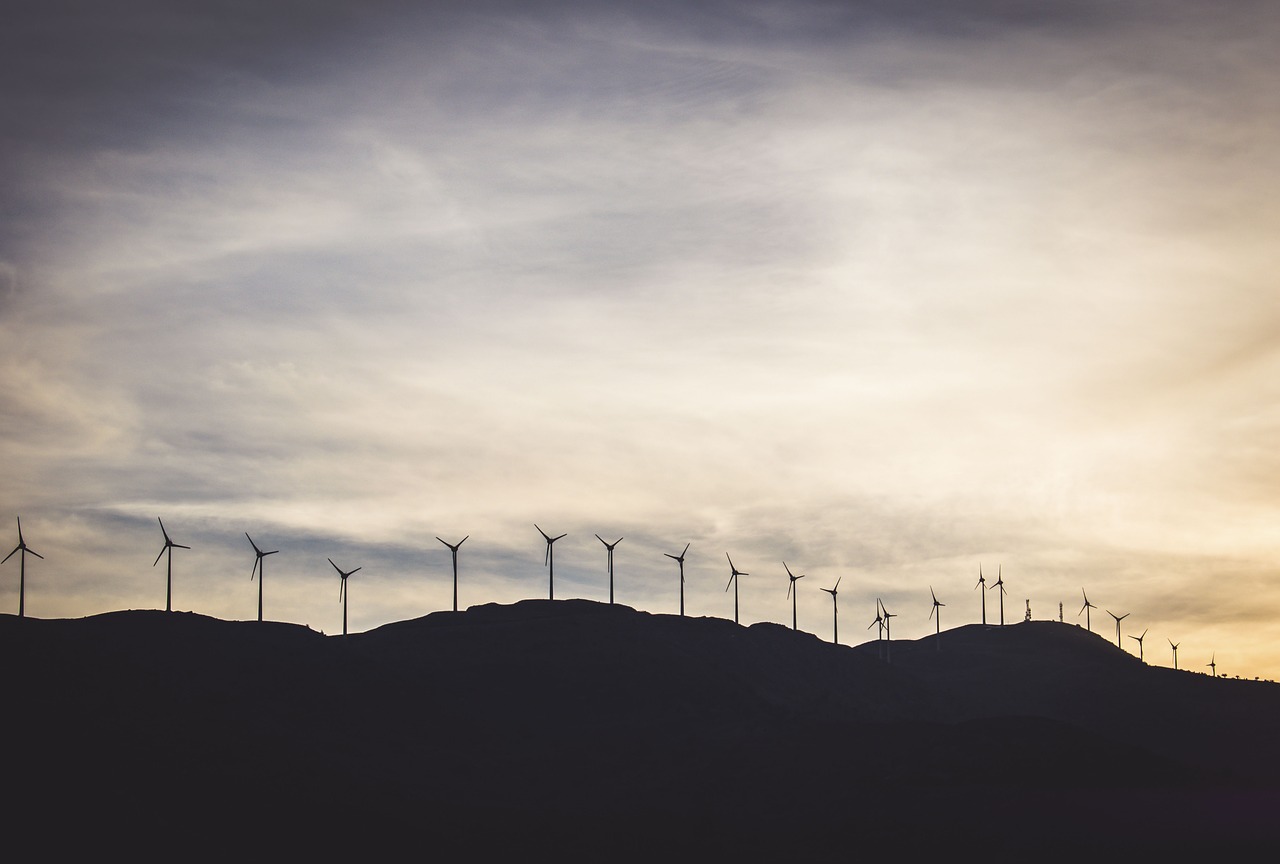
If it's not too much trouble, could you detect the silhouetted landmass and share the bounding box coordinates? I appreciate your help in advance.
[3,600,1278,859]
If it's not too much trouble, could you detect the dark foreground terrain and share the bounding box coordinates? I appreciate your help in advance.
[4,600,1279,859]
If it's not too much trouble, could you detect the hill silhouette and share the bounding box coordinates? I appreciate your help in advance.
[4,600,1278,859]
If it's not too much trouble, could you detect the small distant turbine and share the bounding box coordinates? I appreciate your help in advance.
[1128,628,1148,662]
[1079,588,1096,632]
[1207,653,1217,677]
[725,554,748,624]
[929,586,945,649]
[880,599,897,662]
[868,602,884,640]
[245,533,278,623]
[153,518,190,613]
[784,562,805,631]
[328,558,361,636]
[595,534,622,605]
[535,525,566,601]
[664,542,689,616]
[436,535,468,612]
[821,577,840,644]
[1169,639,1180,670]
[993,566,1007,626]
[975,565,987,625]
[2,517,43,618]
[1106,610,1129,648]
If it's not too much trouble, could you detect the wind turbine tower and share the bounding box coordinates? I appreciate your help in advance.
[153,518,190,613]
[929,586,945,649]
[245,533,278,623]
[821,577,840,644]
[880,599,897,662]
[993,566,1007,626]
[535,525,566,600]
[1128,628,1148,662]
[1107,610,1129,648]
[664,543,689,616]
[595,535,622,605]
[3,517,43,618]
[437,535,468,612]
[328,558,361,636]
[1079,589,1096,632]
[975,565,987,625]
[784,562,805,631]
[725,554,747,624]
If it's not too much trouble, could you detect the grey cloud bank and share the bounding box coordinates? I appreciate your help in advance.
[2,1,1279,675]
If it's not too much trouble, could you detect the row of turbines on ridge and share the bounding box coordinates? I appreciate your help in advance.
[2,516,1225,676]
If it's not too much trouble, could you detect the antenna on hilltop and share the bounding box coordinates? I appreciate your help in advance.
[153,518,190,613]
[3,517,43,618]
[245,533,278,623]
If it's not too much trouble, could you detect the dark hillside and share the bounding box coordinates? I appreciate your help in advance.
[3,602,1277,859]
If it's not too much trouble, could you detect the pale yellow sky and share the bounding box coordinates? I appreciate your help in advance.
[2,1,1279,677]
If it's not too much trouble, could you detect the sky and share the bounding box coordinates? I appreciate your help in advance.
[2,0,1278,677]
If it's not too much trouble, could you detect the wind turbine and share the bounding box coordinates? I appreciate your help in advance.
[993,566,1007,626]
[1128,628,1148,662]
[868,601,884,640]
[975,565,987,625]
[1106,610,1129,648]
[821,577,840,644]
[784,562,805,631]
[664,542,689,616]
[3,517,43,618]
[328,558,361,636]
[1169,639,1180,670]
[1079,588,1096,632]
[880,599,897,662]
[153,518,190,613]
[929,586,945,649]
[595,535,622,605]
[245,533,278,623]
[437,535,468,612]
[535,525,566,600]
[1207,653,1217,677]
[725,554,747,624]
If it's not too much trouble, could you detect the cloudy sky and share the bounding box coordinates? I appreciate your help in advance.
[2,0,1278,676]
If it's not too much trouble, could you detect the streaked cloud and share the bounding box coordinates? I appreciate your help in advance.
[2,1,1278,677]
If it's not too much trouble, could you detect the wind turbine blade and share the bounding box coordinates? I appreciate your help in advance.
[459,536,468,546]
[175,543,190,550]
[153,547,166,567]
[27,548,44,559]
[1,547,18,564]
[350,567,361,575]
[833,576,841,591]
[328,558,342,575]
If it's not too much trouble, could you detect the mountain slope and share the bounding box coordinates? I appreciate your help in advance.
[3,600,1277,859]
